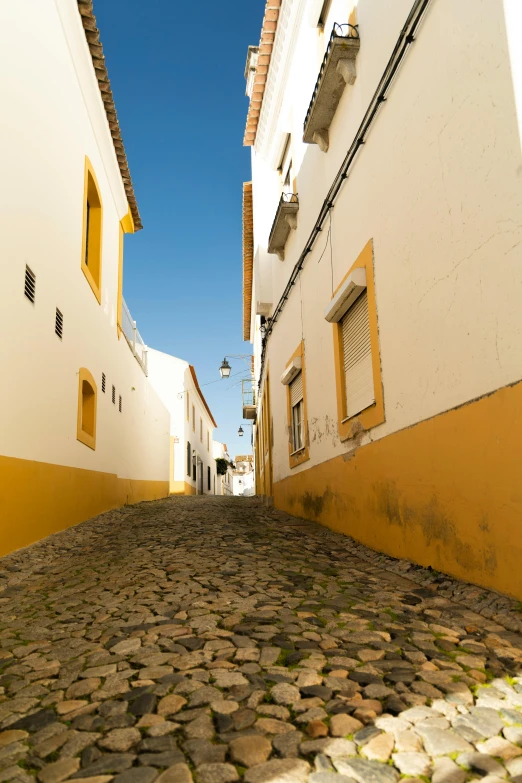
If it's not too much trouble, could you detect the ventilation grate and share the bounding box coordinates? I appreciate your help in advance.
[119,395,122,413]
[102,373,106,393]
[55,308,63,339]
[112,385,116,404]
[24,266,36,303]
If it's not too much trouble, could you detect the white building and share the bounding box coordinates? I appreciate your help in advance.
[232,455,255,496]
[148,350,219,495]
[0,0,170,557]
[243,0,522,599]
[213,441,233,496]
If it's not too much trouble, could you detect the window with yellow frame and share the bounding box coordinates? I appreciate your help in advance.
[281,341,309,468]
[77,368,97,450]
[81,158,103,303]
[327,239,384,441]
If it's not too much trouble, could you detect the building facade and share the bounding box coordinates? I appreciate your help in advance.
[148,350,219,496]
[232,456,255,496]
[213,441,233,496]
[243,0,522,598]
[0,0,171,557]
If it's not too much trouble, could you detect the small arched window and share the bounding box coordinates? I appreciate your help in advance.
[81,158,103,303]
[77,368,97,450]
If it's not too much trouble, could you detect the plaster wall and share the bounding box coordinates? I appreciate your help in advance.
[0,0,170,552]
[147,350,218,495]
[248,0,522,595]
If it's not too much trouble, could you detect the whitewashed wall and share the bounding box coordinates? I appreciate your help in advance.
[147,349,218,494]
[0,0,169,484]
[250,0,522,484]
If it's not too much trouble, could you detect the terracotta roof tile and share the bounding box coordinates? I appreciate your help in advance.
[77,0,142,230]
[243,0,281,147]
[243,182,254,341]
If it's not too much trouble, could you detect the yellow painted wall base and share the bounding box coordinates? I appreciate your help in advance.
[184,482,196,496]
[0,455,169,558]
[274,380,522,601]
[170,481,186,495]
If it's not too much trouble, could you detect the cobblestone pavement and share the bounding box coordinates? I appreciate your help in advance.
[1,496,522,783]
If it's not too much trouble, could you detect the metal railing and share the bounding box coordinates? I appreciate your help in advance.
[121,297,148,375]
[304,23,360,131]
[242,379,256,409]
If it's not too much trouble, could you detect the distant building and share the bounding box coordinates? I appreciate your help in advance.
[242,0,522,598]
[213,441,233,496]
[0,0,170,558]
[148,350,218,495]
[232,455,255,497]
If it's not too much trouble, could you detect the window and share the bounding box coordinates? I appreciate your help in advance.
[207,466,211,491]
[192,405,195,432]
[112,385,116,405]
[77,368,97,450]
[341,290,374,419]
[207,430,210,452]
[200,417,203,442]
[102,373,106,393]
[290,372,304,452]
[187,441,191,476]
[282,344,308,469]
[318,0,333,27]
[55,308,63,339]
[278,135,293,193]
[193,460,196,482]
[81,157,103,303]
[330,240,384,440]
[186,392,190,421]
[24,266,35,304]
[119,395,122,413]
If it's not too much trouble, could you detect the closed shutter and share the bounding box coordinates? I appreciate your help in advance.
[341,290,375,418]
[290,372,303,407]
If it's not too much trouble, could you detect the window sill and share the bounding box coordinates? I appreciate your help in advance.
[290,447,306,457]
[77,430,96,450]
[81,262,101,304]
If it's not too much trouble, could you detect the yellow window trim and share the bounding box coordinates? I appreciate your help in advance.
[285,341,310,469]
[77,367,97,451]
[117,207,135,338]
[332,239,385,441]
[81,157,103,304]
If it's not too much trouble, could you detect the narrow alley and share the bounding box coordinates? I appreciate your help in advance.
[1,497,522,783]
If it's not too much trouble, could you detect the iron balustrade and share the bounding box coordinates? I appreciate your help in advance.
[304,23,360,132]
[121,297,148,375]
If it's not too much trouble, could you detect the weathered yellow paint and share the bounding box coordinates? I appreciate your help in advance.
[332,239,385,441]
[0,454,169,558]
[274,380,522,600]
[184,482,196,496]
[169,481,186,495]
[81,157,103,304]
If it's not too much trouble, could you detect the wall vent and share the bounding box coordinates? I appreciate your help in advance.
[112,385,116,404]
[55,308,63,339]
[119,395,122,413]
[102,373,106,393]
[24,266,36,303]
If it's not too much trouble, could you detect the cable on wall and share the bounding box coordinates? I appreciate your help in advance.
[257,0,433,390]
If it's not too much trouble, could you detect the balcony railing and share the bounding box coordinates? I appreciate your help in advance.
[242,379,257,421]
[303,23,360,152]
[121,297,148,375]
[267,192,299,261]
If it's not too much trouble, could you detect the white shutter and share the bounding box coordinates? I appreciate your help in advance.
[290,371,303,407]
[342,291,375,418]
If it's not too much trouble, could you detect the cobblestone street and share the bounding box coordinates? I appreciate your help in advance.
[1,496,522,783]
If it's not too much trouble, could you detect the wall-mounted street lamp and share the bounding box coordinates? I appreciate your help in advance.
[219,358,232,379]
[238,426,244,437]
[218,354,252,379]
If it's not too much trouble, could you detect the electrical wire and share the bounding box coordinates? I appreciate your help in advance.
[257,0,433,389]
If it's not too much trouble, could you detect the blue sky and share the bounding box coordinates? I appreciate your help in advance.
[96,1,263,460]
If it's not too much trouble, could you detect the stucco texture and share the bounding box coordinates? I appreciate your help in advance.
[274,380,522,600]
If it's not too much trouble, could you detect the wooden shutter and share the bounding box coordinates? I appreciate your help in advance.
[290,372,303,407]
[341,291,375,418]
